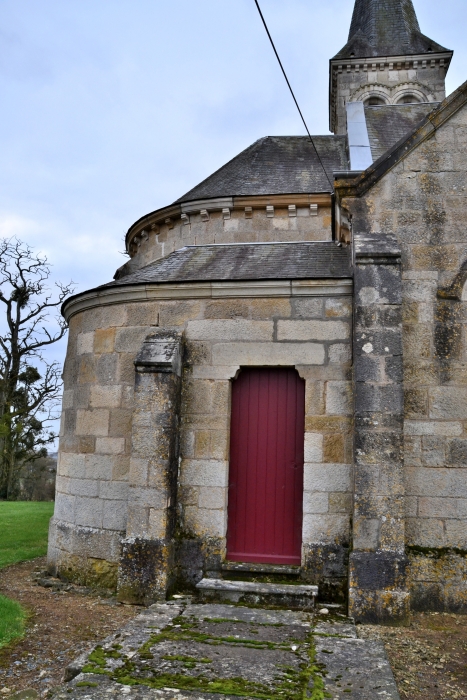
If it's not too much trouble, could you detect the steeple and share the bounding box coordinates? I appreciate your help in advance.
[329,0,453,134]
[335,0,449,60]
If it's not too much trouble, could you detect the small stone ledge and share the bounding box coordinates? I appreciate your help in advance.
[196,578,318,610]
[197,578,318,596]
[221,561,300,576]
[354,232,401,263]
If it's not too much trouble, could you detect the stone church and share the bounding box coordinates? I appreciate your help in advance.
[48,0,467,623]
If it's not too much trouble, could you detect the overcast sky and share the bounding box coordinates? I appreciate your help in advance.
[0,0,465,390]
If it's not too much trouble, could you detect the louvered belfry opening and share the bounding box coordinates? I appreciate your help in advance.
[226,368,305,566]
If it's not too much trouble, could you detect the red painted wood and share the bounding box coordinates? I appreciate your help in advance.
[226,368,305,565]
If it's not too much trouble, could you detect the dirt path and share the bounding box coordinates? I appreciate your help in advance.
[0,558,138,698]
[359,613,467,699]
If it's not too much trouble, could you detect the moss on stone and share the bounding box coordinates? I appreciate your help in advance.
[407,545,467,559]
[75,682,98,688]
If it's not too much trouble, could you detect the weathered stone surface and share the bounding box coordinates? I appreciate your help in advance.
[315,637,400,699]
[51,602,399,700]
[277,320,350,341]
[212,341,325,366]
[196,578,318,609]
[350,233,409,624]
[187,319,273,341]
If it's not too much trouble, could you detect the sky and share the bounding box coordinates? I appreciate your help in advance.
[0,0,465,429]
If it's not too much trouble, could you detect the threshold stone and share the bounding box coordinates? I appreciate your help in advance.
[196,577,318,609]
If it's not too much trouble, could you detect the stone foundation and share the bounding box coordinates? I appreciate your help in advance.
[408,547,467,613]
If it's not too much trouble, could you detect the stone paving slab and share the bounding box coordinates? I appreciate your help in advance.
[50,600,400,700]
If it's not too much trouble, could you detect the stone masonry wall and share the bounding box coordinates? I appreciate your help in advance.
[342,100,467,611]
[48,285,353,599]
[331,60,447,134]
[130,206,332,271]
[176,292,353,600]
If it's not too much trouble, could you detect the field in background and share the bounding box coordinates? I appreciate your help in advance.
[0,501,54,569]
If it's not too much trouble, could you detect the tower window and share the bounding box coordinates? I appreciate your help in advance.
[364,96,386,106]
[397,94,421,104]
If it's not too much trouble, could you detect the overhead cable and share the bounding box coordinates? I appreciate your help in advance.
[253,0,334,191]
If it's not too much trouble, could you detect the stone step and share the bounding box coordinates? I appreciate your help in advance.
[221,561,301,576]
[196,577,318,609]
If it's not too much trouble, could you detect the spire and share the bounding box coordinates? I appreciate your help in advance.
[334,0,449,60]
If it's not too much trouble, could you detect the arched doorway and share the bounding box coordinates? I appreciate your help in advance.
[226,367,305,565]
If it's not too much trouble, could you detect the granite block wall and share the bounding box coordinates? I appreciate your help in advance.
[331,59,448,134]
[48,283,353,598]
[342,97,467,611]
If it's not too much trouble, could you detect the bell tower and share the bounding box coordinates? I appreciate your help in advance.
[330,0,453,134]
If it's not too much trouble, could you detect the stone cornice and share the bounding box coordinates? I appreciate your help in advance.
[62,278,352,322]
[125,193,332,254]
[330,51,453,71]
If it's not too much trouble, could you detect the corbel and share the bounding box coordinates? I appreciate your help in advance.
[422,60,427,69]
[181,213,190,226]
[371,63,376,72]
[389,62,394,71]
[140,230,149,243]
[413,60,418,69]
[134,332,182,376]
[310,204,318,217]
[266,205,274,218]
[222,208,231,220]
[338,208,351,244]
[200,209,210,222]
[245,207,253,219]
[379,62,385,71]
[165,218,174,230]
[288,205,297,218]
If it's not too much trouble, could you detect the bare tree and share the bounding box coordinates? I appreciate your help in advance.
[0,238,74,500]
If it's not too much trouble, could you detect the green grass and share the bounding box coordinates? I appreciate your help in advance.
[0,594,26,648]
[0,501,54,569]
[0,502,54,649]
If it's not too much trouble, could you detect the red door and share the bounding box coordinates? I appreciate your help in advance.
[226,368,305,565]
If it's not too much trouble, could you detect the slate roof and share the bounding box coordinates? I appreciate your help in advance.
[334,0,450,59]
[105,242,351,287]
[174,136,349,202]
[365,102,439,161]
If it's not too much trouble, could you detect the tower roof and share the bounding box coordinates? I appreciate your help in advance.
[333,0,450,60]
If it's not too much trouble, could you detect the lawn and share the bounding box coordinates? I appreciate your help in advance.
[0,594,26,649]
[0,501,54,648]
[0,501,54,569]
